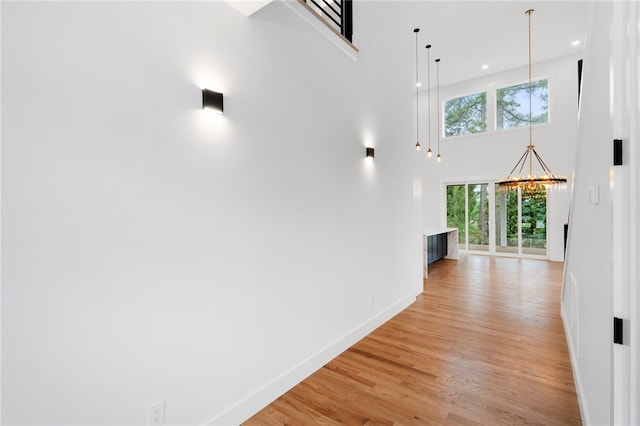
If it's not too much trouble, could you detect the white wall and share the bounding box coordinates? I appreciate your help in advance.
[420,54,580,261]
[1,2,423,424]
[562,2,640,425]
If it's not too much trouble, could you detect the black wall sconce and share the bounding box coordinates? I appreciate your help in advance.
[202,88,224,113]
[366,147,375,158]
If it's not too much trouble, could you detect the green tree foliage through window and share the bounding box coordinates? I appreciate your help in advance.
[449,183,547,255]
[521,189,547,251]
[467,184,489,249]
[497,79,548,129]
[444,92,487,137]
[446,185,466,244]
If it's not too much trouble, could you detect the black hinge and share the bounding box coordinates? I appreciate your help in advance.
[614,317,624,344]
[614,139,623,166]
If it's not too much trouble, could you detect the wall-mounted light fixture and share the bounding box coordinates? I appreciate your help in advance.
[366,147,375,158]
[202,88,224,113]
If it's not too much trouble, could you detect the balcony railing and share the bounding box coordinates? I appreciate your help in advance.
[300,0,353,42]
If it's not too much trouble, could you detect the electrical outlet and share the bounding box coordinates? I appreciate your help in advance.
[149,400,165,426]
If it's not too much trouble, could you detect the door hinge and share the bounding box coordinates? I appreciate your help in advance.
[614,317,624,345]
[614,139,623,166]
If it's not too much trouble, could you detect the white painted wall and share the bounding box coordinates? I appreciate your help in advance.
[420,54,580,261]
[561,2,640,425]
[1,2,423,424]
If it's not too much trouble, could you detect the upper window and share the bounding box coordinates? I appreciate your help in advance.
[496,79,548,130]
[444,92,487,137]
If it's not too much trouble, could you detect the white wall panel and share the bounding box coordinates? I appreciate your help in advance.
[1,2,423,424]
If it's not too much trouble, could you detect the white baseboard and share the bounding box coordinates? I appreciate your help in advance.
[561,304,590,426]
[206,292,419,425]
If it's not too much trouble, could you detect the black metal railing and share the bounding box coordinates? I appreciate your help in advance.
[301,0,352,42]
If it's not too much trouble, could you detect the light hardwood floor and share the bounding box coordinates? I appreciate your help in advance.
[244,255,581,425]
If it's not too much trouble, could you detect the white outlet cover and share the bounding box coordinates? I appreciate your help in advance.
[149,400,165,426]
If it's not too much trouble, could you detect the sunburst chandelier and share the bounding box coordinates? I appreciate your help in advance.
[496,9,566,193]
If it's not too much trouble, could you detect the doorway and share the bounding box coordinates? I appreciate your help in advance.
[446,182,547,258]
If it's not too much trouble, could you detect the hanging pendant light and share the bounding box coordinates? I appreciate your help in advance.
[496,9,566,193]
[435,58,442,162]
[414,28,422,151]
[426,44,433,158]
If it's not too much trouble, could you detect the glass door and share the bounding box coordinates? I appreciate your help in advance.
[495,188,519,254]
[446,184,466,247]
[447,182,547,257]
[468,183,490,251]
[521,189,547,256]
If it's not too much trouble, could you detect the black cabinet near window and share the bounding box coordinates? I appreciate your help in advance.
[427,233,448,265]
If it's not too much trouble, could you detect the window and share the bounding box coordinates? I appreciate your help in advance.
[521,189,547,255]
[446,185,466,245]
[495,189,518,254]
[494,185,547,256]
[446,183,489,252]
[467,183,489,251]
[496,79,548,129]
[447,183,489,251]
[444,92,487,137]
[447,182,548,257]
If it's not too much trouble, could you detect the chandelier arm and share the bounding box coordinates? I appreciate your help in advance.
[505,148,530,177]
[516,149,531,176]
[531,148,556,176]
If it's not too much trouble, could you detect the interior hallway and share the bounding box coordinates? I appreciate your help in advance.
[244,255,581,425]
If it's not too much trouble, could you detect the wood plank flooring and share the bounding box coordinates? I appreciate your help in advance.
[244,255,581,425]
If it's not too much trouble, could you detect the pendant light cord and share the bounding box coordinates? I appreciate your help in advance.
[436,58,441,160]
[426,45,432,153]
[497,8,567,192]
[414,29,420,147]
[527,9,534,176]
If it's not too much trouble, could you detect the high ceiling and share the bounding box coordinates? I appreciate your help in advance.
[402,1,589,86]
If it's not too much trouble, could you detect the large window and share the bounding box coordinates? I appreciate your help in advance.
[495,190,518,254]
[496,79,548,129]
[468,184,489,251]
[446,185,466,245]
[444,92,487,137]
[446,183,489,252]
[521,189,547,255]
[447,183,547,257]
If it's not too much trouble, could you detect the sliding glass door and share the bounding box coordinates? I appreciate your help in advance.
[521,189,547,256]
[447,182,547,257]
[446,185,466,246]
[468,184,489,251]
[495,189,518,254]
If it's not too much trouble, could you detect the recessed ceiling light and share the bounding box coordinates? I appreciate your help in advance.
[482,64,489,70]
[572,40,581,46]
[416,82,422,87]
